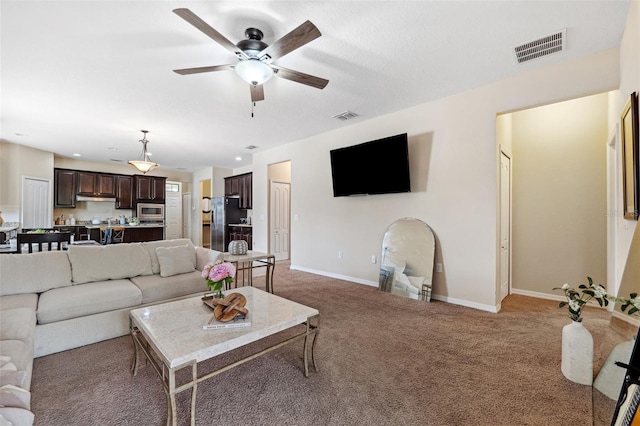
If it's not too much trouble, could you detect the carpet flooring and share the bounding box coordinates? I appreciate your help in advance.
[31,263,620,425]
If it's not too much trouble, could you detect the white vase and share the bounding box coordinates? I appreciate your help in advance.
[561,320,593,385]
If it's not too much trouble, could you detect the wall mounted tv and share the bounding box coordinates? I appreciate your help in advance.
[330,133,410,197]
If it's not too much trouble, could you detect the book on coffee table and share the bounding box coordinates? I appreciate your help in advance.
[202,321,251,330]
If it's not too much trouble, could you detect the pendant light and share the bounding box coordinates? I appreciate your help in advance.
[128,130,158,174]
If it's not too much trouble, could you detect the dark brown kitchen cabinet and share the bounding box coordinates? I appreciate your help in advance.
[225,176,240,196]
[76,172,116,197]
[224,172,252,209]
[115,175,133,209]
[239,173,252,209]
[134,176,166,202]
[54,169,77,208]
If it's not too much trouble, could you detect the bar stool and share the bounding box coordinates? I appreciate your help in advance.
[100,227,125,244]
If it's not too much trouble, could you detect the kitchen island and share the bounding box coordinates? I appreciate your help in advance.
[55,223,166,243]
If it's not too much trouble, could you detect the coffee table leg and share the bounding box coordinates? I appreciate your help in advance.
[303,314,320,377]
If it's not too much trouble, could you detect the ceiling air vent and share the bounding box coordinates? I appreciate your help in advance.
[332,111,359,121]
[244,145,258,150]
[514,29,566,64]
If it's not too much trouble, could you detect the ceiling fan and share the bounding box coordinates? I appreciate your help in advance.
[173,8,329,103]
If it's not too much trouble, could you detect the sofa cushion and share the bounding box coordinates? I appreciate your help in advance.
[156,245,196,278]
[0,341,33,391]
[0,295,38,312]
[0,372,26,388]
[37,279,142,324]
[129,271,208,304]
[0,407,35,426]
[0,251,72,296]
[0,309,36,343]
[195,247,224,271]
[142,239,195,275]
[0,385,30,410]
[67,243,152,284]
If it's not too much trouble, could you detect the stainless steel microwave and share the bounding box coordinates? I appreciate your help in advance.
[137,203,165,221]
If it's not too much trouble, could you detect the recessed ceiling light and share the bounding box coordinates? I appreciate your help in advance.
[176,167,187,170]
[235,156,242,161]
[107,147,118,151]
[14,132,25,137]
[110,159,124,162]
[72,153,82,157]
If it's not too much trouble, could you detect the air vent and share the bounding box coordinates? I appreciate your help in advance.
[244,145,258,150]
[514,29,566,64]
[332,111,359,121]
[109,159,124,162]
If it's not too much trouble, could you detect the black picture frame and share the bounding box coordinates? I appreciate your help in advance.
[621,91,639,220]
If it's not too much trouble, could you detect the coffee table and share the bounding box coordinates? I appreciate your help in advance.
[129,286,319,426]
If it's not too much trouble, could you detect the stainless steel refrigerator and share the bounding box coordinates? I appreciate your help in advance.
[210,197,242,251]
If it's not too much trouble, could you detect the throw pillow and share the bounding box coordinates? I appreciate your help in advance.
[0,385,30,410]
[0,362,16,372]
[156,245,196,278]
[0,356,11,370]
[0,413,13,426]
[0,371,26,388]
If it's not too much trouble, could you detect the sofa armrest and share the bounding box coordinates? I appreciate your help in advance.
[195,247,224,271]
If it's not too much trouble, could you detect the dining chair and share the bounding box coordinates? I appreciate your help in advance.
[17,232,71,253]
[99,227,125,245]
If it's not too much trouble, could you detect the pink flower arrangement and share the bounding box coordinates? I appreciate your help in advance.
[202,261,236,297]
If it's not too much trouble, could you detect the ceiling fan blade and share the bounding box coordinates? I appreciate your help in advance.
[272,66,329,90]
[250,84,265,102]
[173,8,248,60]
[173,64,234,75]
[259,20,321,62]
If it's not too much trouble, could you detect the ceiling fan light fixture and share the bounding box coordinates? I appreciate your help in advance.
[235,59,273,86]
[128,130,158,174]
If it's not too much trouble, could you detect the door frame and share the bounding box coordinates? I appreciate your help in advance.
[498,148,512,305]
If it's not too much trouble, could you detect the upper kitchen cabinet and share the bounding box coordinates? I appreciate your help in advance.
[115,175,133,209]
[76,172,116,197]
[225,175,240,196]
[239,173,252,209]
[54,169,77,208]
[134,175,166,202]
[225,172,252,209]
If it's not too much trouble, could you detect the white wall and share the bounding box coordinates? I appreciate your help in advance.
[252,48,620,312]
[510,94,609,294]
[0,142,54,223]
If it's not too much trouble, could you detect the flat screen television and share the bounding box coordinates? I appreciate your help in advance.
[330,133,410,197]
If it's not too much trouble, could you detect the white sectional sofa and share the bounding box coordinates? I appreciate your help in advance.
[0,239,223,426]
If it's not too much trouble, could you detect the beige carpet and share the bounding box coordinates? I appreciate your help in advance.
[31,263,618,425]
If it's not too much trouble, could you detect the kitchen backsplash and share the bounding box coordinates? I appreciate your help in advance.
[54,201,132,223]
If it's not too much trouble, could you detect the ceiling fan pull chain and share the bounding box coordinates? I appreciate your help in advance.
[251,101,256,118]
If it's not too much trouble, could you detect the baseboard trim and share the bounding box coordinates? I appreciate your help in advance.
[289,264,499,313]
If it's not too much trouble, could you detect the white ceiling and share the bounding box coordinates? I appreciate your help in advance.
[0,1,630,172]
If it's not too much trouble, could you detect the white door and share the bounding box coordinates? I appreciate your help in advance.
[165,194,182,240]
[22,177,51,228]
[499,152,511,302]
[182,192,192,242]
[270,181,290,261]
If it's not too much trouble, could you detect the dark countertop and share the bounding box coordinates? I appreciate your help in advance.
[227,224,252,228]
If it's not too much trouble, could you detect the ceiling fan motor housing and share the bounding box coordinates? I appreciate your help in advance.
[236,28,268,57]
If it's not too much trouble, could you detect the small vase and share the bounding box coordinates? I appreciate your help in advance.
[561,320,593,385]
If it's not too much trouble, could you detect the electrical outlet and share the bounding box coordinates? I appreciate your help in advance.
[435,263,443,273]
[371,255,377,264]
[338,250,343,259]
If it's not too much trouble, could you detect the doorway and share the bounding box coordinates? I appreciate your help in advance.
[182,192,192,242]
[22,177,51,228]
[499,151,511,302]
[270,181,290,261]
